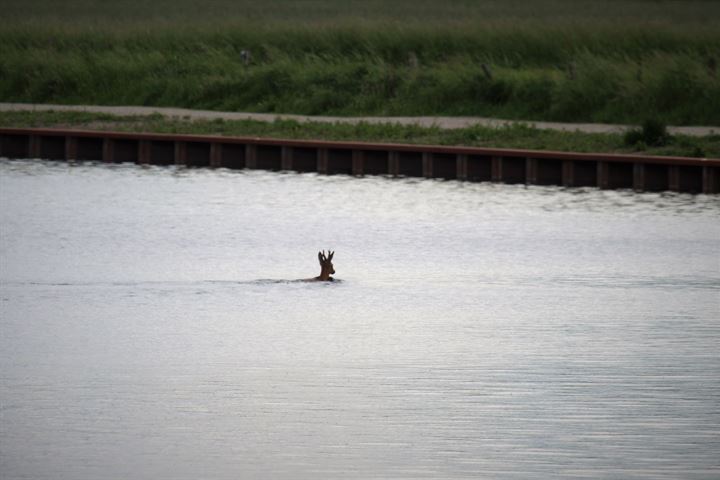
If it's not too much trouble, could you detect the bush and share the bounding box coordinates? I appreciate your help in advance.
[624,118,671,147]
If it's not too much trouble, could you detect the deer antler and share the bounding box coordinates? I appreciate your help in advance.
[318,250,335,265]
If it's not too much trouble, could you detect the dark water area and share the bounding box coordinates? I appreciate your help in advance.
[1,160,719,479]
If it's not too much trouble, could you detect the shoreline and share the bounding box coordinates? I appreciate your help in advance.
[2,107,718,159]
[2,126,718,193]
[2,103,718,138]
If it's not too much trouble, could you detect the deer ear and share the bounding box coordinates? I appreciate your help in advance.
[318,251,324,263]
[328,251,334,261]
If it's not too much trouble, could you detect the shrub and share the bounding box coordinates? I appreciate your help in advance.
[624,118,671,147]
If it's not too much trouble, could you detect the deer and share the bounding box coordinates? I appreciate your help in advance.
[306,250,335,282]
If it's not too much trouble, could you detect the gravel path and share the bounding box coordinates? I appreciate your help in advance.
[2,103,717,137]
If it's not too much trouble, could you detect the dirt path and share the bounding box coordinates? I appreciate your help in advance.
[2,103,717,137]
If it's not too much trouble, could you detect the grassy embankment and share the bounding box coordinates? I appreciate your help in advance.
[1,0,719,127]
[2,110,718,158]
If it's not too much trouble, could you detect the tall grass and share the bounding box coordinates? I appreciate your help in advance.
[1,0,719,125]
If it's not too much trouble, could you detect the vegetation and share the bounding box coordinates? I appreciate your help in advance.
[624,119,672,148]
[2,110,717,158]
[0,1,719,126]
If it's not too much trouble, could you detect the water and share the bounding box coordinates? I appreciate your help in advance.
[1,159,719,479]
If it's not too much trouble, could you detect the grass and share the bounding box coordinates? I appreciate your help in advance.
[0,1,719,125]
[2,110,718,159]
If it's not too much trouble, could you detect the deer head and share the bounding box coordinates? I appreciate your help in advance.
[317,250,335,281]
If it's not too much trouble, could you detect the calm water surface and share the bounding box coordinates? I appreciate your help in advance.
[1,159,719,479]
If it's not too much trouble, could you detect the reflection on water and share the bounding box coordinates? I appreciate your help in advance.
[1,159,719,479]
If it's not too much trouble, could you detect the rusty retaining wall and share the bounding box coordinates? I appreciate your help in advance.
[1,127,718,193]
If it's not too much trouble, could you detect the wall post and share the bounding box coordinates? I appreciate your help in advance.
[526,157,538,185]
[456,154,468,181]
[102,138,114,163]
[317,148,328,174]
[281,146,293,171]
[65,136,78,161]
[703,166,718,194]
[491,156,503,182]
[29,135,41,158]
[210,143,223,168]
[173,141,188,166]
[245,144,257,169]
[597,161,609,189]
[633,163,645,191]
[138,140,152,164]
[422,152,433,178]
[352,149,364,176]
[562,160,575,187]
[388,151,399,177]
[668,166,680,192]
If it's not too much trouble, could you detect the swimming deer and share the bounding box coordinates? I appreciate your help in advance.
[307,250,335,282]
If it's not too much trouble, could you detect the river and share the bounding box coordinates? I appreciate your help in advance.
[1,159,719,479]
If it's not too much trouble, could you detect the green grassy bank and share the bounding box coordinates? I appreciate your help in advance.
[2,110,718,158]
[1,0,719,125]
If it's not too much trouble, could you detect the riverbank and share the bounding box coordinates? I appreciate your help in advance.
[2,103,718,137]
[1,108,718,159]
